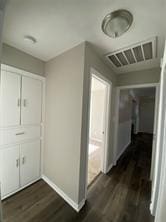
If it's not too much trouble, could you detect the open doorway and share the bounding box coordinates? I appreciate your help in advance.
[87,73,111,185]
[114,86,158,165]
[114,84,159,214]
[130,87,156,141]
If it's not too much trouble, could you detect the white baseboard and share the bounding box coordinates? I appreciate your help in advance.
[114,141,131,166]
[106,163,113,173]
[1,177,41,200]
[150,202,155,216]
[42,175,85,212]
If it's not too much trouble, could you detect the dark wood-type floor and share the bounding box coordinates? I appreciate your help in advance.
[2,133,154,222]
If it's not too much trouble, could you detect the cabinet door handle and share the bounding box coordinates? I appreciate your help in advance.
[15,132,25,136]
[16,159,20,168]
[22,156,26,165]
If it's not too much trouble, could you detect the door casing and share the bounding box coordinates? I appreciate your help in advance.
[84,67,112,197]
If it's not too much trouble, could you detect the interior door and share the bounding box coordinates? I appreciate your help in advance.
[0,146,20,198]
[151,42,166,217]
[20,140,40,187]
[0,70,21,127]
[21,76,42,125]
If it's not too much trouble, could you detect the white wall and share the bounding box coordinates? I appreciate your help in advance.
[139,97,155,134]
[116,90,132,160]
[90,88,106,142]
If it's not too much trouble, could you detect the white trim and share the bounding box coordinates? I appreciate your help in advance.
[117,83,159,90]
[42,175,85,212]
[152,43,166,220]
[106,163,113,173]
[114,141,131,166]
[113,88,120,163]
[150,202,154,216]
[91,69,112,175]
[41,79,46,176]
[84,67,113,200]
[150,84,160,180]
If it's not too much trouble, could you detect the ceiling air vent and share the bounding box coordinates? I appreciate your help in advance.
[106,37,157,68]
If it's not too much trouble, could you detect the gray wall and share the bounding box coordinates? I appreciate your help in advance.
[1,43,45,76]
[119,90,132,124]
[44,42,117,206]
[117,68,160,86]
[78,42,116,202]
[116,90,132,160]
[44,43,85,204]
[139,97,155,134]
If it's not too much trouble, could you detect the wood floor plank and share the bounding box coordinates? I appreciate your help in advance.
[2,133,154,222]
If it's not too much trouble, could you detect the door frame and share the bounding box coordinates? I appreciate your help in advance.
[154,65,166,221]
[152,43,166,220]
[85,68,112,189]
[113,83,159,172]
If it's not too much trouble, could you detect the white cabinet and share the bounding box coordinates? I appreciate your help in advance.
[0,70,21,127]
[0,142,41,198]
[0,64,45,200]
[0,70,42,127]
[21,76,42,125]
[0,126,41,146]
[20,141,41,187]
[0,146,20,197]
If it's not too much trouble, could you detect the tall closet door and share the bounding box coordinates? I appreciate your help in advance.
[21,76,42,125]
[0,70,21,127]
[0,146,20,198]
[20,140,41,187]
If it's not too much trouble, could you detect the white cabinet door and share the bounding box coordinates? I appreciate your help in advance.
[20,140,40,187]
[21,76,42,125]
[0,70,21,127]
[0,146,20,198]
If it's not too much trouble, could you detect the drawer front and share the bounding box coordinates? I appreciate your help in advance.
[0,126,41,146]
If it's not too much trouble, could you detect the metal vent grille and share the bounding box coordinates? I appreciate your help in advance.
[106,37,156,68]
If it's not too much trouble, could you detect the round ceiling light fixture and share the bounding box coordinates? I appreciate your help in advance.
[24,35,37,44]
[102,9,133,38]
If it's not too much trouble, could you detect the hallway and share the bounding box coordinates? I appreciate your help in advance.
[2,134,154,222]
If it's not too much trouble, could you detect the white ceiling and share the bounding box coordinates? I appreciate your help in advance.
[3,0,166,73]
